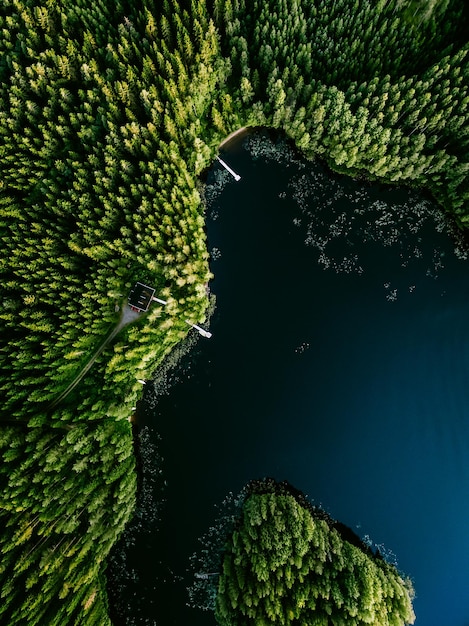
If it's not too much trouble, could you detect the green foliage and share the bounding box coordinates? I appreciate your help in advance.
[1,0,468,623]
[214,482,415,626]
[213,0,469,220]
[0,420,136,625]
[0,0,215,422]
[0,0,215,623]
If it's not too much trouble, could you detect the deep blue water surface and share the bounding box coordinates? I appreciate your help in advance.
[110,134,469,626]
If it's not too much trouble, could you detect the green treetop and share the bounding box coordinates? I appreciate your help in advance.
[214,485,415,626]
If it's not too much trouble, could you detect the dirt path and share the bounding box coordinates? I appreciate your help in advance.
[48,305,140,411]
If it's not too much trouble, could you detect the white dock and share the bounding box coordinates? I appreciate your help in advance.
[186,320,212,339]
[216,156,241,181]
[152,296,168,305]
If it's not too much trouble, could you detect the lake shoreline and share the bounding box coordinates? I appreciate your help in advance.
[218,126,250,149]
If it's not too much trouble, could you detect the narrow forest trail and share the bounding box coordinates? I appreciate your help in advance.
[47,305,140,411]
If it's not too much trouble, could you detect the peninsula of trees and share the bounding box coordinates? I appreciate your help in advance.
[0,0,467,623]
[189,479,415,625]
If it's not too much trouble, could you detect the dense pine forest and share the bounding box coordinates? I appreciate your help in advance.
[189,479,415,625]
[0,0,467,623]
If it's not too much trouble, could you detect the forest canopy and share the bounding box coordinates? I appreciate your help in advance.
[0,0,467,623]
[189,479,416,626]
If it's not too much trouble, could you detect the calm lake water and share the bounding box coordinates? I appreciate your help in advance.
[108,133,469,626]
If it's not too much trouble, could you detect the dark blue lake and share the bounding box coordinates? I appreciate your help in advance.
[108,133,469,626]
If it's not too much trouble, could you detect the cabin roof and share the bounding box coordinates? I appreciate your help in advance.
[128,282,155,312]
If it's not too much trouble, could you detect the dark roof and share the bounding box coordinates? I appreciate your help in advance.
[128,282,155,312]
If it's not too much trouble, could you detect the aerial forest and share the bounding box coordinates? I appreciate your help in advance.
[0,0,467,623]
[188,479,415,625]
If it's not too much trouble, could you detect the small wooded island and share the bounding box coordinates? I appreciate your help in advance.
[0,0,467,624]
[189,479,415,625]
